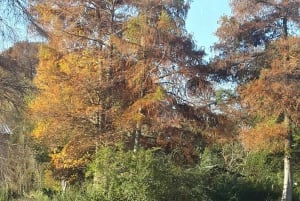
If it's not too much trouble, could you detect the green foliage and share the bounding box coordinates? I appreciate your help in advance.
[6,143,300,201]
[232,151,282,201]
[194,147,284,201]
[87,147,172,201]
[27,191,49,201]
[0,186,8,201]
[124,15,146,43]
[33,143,51,163]
[83,145,287,201]
[199,146,224,168]
[86,146,214,201]
[147,86,166,101]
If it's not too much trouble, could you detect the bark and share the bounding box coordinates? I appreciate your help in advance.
[281,114,292,201]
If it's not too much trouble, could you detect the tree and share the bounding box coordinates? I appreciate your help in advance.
[2,41,39,79]
[0,42,40,199]
[29,0,135,180]
[0,0,43,127]
[0,42,38,126]
[29,0,222,182]
[239,37,300,201]
[214,0,300,82]
[214,1,300,200]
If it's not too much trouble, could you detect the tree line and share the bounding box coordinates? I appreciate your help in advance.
[0,0,300,200]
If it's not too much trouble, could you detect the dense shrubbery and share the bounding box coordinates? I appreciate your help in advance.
[3,145,298,201]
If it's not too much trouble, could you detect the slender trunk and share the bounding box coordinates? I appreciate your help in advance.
[281,14,291,197]
[281,114,292,201]
[97,59,104,131]
[133,55,145,152]
[93,142,100,188]
[282,151,292,201]
[282,17,288,39]
[133,120,141,153]
[61,179,67,194]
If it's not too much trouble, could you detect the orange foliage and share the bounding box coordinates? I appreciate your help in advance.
[238,37,300,152]
[29,0,211,181]
[240,122,288,152]
[240,37,300,122]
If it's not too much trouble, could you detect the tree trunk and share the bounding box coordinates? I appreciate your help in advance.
[133,121,141,153]
[282,152,292,201]
[61,179,67,194]
[281,115,292,201]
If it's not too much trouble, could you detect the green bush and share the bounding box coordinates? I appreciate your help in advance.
[85,146,211,201]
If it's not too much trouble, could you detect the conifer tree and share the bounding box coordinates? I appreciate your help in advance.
[214,1,300,200]
[29,0,222,181]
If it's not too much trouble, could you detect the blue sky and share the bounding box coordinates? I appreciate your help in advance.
[186,0,231,57]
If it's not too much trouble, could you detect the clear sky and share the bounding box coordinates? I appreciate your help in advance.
[186,0,231,57]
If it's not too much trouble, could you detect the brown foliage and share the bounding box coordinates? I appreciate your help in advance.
[29,0,214,181]
[213,0,300,82]
[238,37,300,151]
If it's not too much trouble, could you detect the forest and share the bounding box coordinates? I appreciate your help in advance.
[0,0,300,200]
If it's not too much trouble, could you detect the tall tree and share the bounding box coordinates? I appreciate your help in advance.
[239,37,300,201]
[29,0,224,181]
[29,0,133,180]
[214,1,300,200]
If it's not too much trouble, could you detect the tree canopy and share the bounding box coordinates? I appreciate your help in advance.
[28,0,230,180]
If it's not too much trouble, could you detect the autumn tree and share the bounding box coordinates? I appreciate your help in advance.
[28,0,234,184]
[2,41,39,79]
[0,0,43,123]
[27,1,216,182]
[214,0,300,200]
[0,42,39,127]
[29,0,129,181]
[111,0,217,155]
[214,0,300,81]
[0,41,41,198]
